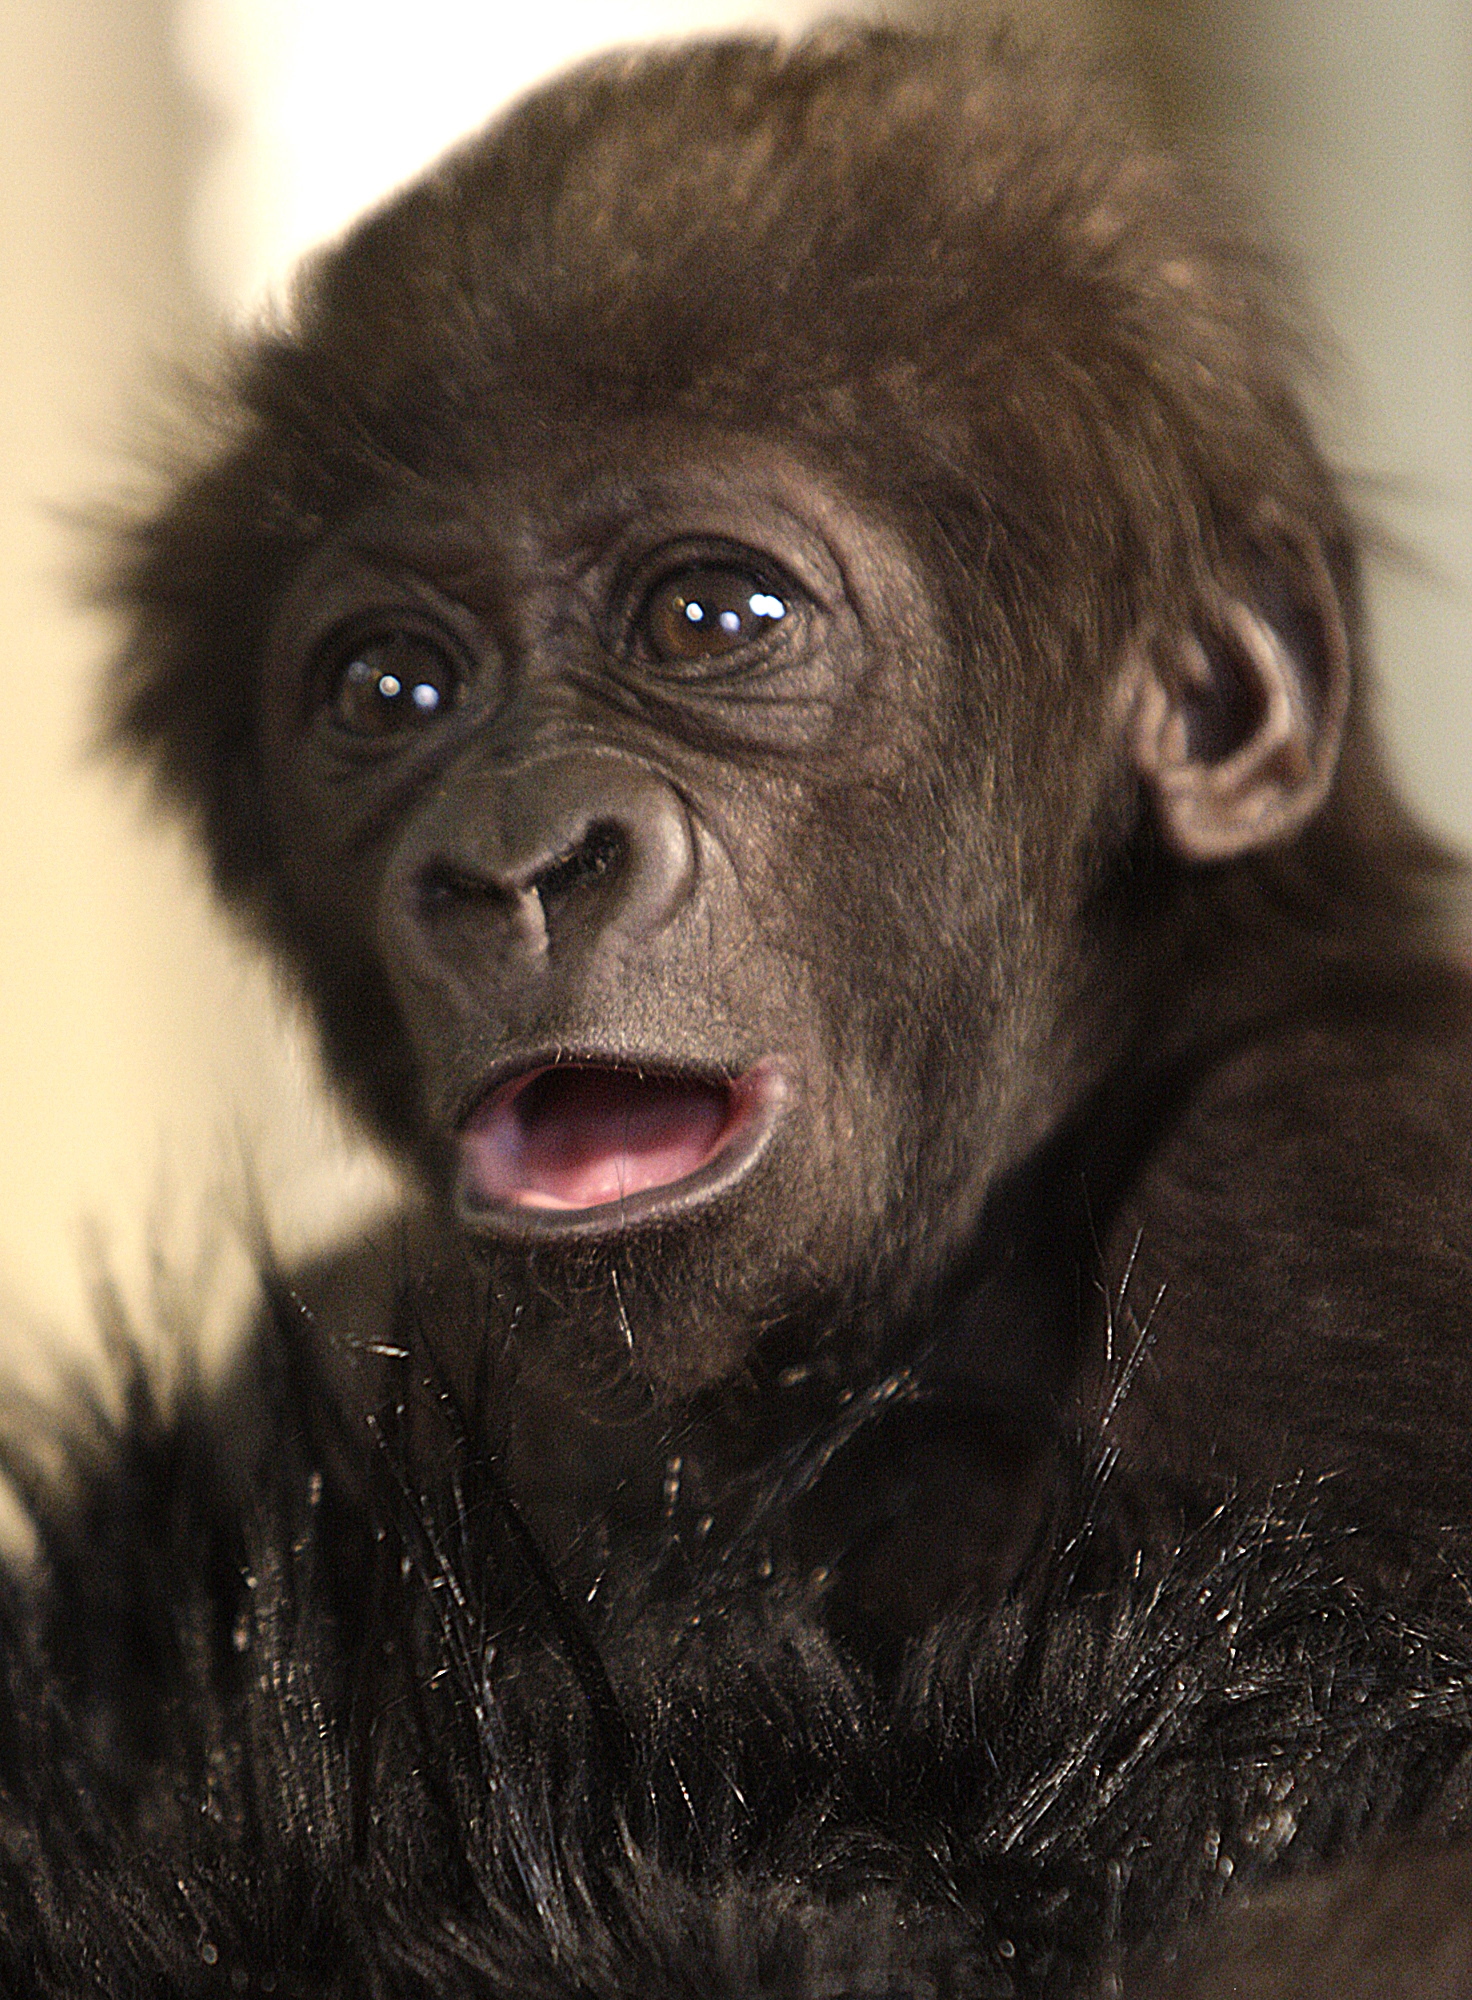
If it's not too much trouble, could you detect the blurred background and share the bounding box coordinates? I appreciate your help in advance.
[1,0,1469,1367]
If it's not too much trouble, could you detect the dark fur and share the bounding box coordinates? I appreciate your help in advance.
[3,1281,1472,1997]
[32,18,1472,1987]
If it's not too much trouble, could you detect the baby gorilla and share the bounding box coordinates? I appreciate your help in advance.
[6,24,1472,1997]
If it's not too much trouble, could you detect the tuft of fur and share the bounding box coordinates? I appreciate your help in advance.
[1,1281,1471,1997]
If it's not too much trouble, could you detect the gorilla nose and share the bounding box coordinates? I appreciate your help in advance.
[404,749,697,963]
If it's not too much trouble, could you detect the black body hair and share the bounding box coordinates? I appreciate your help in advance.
[1,1277,1471,1998]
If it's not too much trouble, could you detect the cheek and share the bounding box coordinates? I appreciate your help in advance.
[258,713,399,948]
[789,756,1063,1221]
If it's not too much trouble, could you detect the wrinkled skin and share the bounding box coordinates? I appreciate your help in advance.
[257,430,1119,1394]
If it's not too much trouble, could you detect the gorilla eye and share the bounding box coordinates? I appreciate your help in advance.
[640,565,789,666]
[321,631,458,736]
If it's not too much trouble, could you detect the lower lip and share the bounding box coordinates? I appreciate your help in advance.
[455,1058,788,1235]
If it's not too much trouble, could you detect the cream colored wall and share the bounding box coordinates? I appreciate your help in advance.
[0,0,394,1371]
[1134,0,1472,852]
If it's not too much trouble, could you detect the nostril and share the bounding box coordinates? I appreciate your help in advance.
[413,824,628,923]
[529,821,627,913]
[416,859,504,915]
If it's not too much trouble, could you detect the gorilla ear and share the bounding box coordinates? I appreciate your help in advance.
[1118,548,1350,862]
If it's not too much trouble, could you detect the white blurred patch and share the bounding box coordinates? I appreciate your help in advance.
[176,0,848,312]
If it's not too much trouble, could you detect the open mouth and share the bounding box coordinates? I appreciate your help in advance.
[457,1057,787,1230]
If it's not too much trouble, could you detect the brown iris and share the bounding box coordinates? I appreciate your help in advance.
[325,632,458,735]
[641,566,788,666]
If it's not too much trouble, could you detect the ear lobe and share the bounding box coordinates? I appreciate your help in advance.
[1119,567,1350,863]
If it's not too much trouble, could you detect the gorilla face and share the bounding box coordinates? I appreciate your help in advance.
[254,424,1114,1390]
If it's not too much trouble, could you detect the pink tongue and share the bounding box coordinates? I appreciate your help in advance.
[463,1068,732,1210]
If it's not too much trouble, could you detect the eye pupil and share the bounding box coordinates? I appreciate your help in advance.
[645,566,788,665]
[324,633,456,735]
